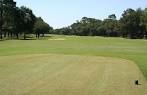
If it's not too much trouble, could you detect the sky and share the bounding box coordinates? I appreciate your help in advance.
[15,0,147,29]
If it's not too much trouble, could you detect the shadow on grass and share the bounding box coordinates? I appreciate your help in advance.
[0,39,4,41]
[19,38,37,40]
[0,35,58,41]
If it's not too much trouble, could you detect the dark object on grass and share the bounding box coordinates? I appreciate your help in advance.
[135,80,140,85]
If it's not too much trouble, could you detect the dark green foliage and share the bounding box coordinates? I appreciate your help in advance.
[52,8,147,39]
[0,0,16,39]
[0,0,52,40]
[19,6,36,39]
[53,16,120,37]
[34,17,53,38]
[120,8,146,39]
[0,0,147,39]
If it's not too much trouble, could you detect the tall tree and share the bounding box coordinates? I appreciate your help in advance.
[99,14,120,37]
[120,8,146,39]
[3,0,16,38]
[34,17,52,38]
[0,0,3,39]
[142,8,147,38]
[19,6,36,39]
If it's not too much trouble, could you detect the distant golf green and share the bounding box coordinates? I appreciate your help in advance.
[0,35,147,95]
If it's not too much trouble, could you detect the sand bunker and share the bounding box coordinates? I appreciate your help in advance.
[48,38,65,41]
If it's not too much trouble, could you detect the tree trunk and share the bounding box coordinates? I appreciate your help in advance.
[36,33,38,38]
[42,33,44,37]
[8,32,10,37]
[24,33,26,40]
[11,32,13,38]
[16,33,19,39]
[0,28,2,39]
[37,33,40,39]
[38,33,40,38]
[4,32,6,37]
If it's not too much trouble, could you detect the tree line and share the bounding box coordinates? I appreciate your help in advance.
[0,0,147,40]
[0,0,53,40]
[53,8,147,39]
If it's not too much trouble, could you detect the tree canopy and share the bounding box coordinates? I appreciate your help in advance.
[0,0,52,40]
[53,8,147,39]
[0,0,147,40]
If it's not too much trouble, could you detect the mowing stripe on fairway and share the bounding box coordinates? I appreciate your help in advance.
[0,54,146,95]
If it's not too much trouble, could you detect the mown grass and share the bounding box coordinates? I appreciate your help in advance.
[0,54,146,95]
[0,35,147,78]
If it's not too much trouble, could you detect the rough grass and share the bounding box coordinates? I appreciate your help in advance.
[0,54,146,95]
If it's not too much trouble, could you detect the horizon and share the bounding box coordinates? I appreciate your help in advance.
[15,0,147,29]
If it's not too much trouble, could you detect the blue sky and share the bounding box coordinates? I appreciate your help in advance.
[15,0,147,29]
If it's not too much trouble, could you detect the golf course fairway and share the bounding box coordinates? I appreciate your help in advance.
[0,54,146,95]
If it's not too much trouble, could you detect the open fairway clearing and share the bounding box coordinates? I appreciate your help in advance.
[0,54,146,95]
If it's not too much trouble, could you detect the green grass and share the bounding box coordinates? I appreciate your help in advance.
[0,54,146,95]
[0,35,147,78]
[0,35,147,95]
